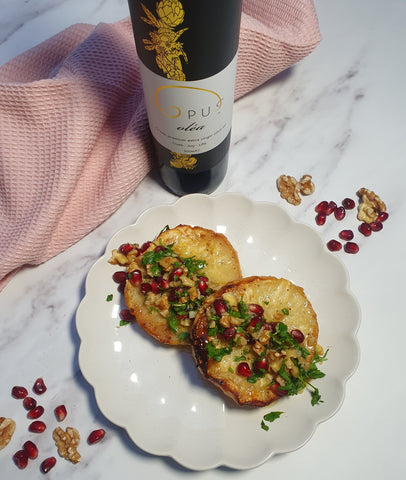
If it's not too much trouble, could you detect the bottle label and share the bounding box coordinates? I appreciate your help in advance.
[139,54,237,156]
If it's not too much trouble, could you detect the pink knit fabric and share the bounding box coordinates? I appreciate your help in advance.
[0,0,320,290]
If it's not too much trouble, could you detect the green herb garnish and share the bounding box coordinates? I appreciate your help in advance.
[261,411,284,431]
[106,294,113,302]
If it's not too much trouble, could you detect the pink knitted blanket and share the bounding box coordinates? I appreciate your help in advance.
[0,1,320,290]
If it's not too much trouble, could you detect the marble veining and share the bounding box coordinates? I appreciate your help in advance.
[1,0,406,479]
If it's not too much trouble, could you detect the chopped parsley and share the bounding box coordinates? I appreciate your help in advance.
[261,411,284,431]
[106,294,113,302]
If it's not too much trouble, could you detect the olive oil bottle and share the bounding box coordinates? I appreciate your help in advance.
[128,0,242,195]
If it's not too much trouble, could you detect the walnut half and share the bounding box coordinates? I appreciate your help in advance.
[53,426,81,464]
[0,417,16,450]
[357,188,386,223]
[277,174,315,205]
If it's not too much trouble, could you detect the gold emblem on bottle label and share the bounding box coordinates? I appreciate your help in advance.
[169,152,197,170]
[141,0,188,81]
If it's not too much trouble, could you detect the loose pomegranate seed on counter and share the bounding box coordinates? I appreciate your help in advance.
[334,206,346,220]
[237,362,252,377]
[342,197,356,209]
[315,200,329,213]
[23,440,38,460]
[112,270,127,284]
[40,457,56,474]
[376,211,389,222]
[88,429,106,445]
[118,243,134,255]
[339,229,354,241]
[327,239,342,252]
[13,450,29,469]
[315,213,326,226]
[344,242,359,254]
[22,396,37,410]
[27,405,45,419]
[28,420,46,433]
[54,404,67,422]
[324,201,337,215]
[370,221,383,232]
[359,222,372,237]
[33,377,47,395]
[12,386,28,399]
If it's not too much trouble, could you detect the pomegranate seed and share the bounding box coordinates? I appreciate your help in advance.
[23,396,37,410]
[27,405,44,419]
[40,457,56,474]
[150,281,160,294]
[197,278,208,295]
[12,386,28,399]
[33,377,47,395]
[344,242,359,254]
[249,316,263,328]
[315,213,326,226]
[120,309,134,322]
[237,362,252,377]
[370,221,383,232]
[23,440,38,459]
[376,211,389,222]
[28,420,46,433]
[154,245,166,253]
[291,329,305,343]
[128,269,142,285]
[112,271,127,284]
[359,222,372,237]
[169,267,183,281]
[54,404,67,422]
[88,428,106,445]
[253,357,269,374]
[158,276,170,290]
[327,239,342,252]
[334,206,346,220]
[139,241,152,253]
[271,382,288,397]
[325,201,337,215]
[339,229,354,241]
[213,298,228,315]
[248,303,264,316]
[13,450,29,469]
[315,201,328,214]
[222,327,236,340]
[140,282,152,294]
[119,243,134,255]
[342,198,355,209]
[168,287,185,302]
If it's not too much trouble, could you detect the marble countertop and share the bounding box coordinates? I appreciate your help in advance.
[1,0,405,478]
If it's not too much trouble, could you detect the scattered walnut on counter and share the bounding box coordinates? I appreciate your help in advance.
[277,174,315,205]
[0,417,16,450]
[53,426,81,464]
[357,188,386,223]
[277,175,302,205]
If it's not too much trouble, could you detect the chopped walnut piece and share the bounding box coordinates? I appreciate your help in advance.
[299,175,315,195]
[0,417,16,450]
[53,426,81,464]
[357,188,386,223]
[108,249,130,266]
[277,175,302,205]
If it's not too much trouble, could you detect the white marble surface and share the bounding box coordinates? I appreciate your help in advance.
[1,0,406,478]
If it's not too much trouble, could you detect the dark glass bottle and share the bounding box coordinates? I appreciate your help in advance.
[128,0,242,195]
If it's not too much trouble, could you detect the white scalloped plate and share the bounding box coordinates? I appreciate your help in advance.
[76,193,360,470]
